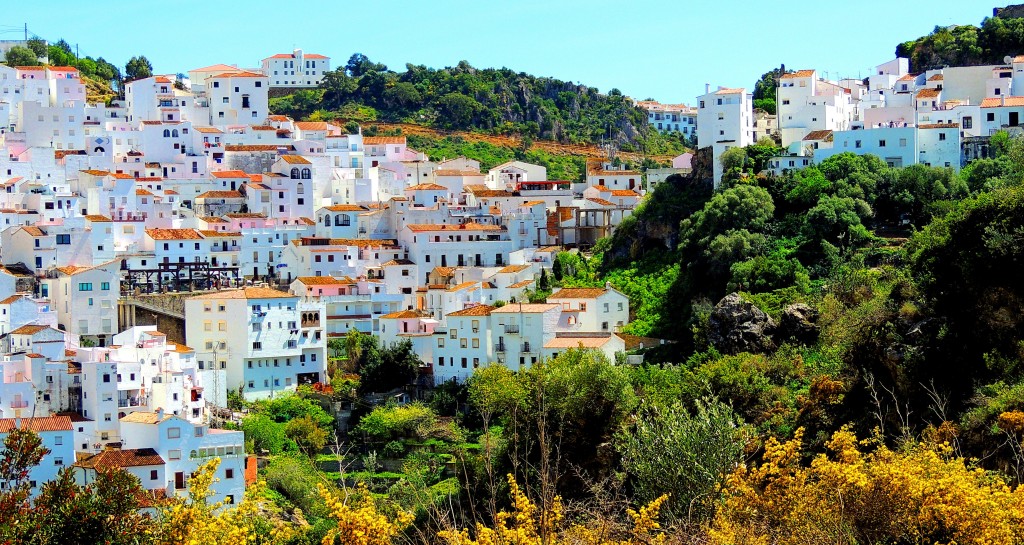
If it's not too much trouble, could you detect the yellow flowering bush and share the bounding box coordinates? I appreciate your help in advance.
[318,482,414,545]
[710,427,1024,545]
[154,458,294,545]
[438,474,669,545]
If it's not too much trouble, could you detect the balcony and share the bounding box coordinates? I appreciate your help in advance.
[495,343,506,353]
[9,400,28,409]
[503,324,520,334]
[521,342,533,353]
[118,395,148,408]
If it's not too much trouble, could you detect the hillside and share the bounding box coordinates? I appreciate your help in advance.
[268,54,690,156]
[896,11,1024,71]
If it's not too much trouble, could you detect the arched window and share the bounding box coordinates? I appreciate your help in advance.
[290,168,299,179]
[162,129,170,137]
[323,215,330,225]
[172,129,179,137]
[340,215,351,226]
[301,168,311,179]
[296,182,304,195]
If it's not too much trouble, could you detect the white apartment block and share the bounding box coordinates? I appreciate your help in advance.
[261,50,330,88]
[697,86,754,186]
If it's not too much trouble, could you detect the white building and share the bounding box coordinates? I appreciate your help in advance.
[261,50,330,88]
[697,86,754,186]
[184,287,326,400]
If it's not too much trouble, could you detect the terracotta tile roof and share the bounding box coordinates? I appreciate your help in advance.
[916,88,941,99]
[0,294,27,305]
[714,87,744,95]
[196,190,244,199]
[928,74,944,81]
[448,305,495,317]
[146,228,202,240]
[491,303,559,313]
[381,259,415,266]
[119,412,172,424]
[199,216,228,223]
[55,265,92,275]
[523,200,546,206]
[898,74,918,82]
[295,276,350,285]
[10,324,51,335]
[211,170,249,178]
[225,144,290,152]
[918,123,959,129]
[589,169,641,176]
[509,279,534,289]
[170,344,194,353]
[267,115,290,122]
[981,97,1024,108]
[407,223,503,232]
[294,237,397,248]
[210,71,266,79]
[251,125,275,131]
[0,416,72,433]
[611,190,640,197]
[136,189,154,196]
[224,213,267,219]
[446,281,478,292]
[294,122,329,131]
[803,130,834,141]
[363,136,406,144]
[544,336,614,349]
[549,287,608,299]
[194,127,224,134]
[21,226,45,237]
[74,448,165,470]
[779,69,816,79]
[323,204,367,212]
[280,155,312,164]
[190,63,240,73]
[586,198,616,207]
[198,230,241,237]
[498,264,530,274]
[266,53,329,60]
[381,310,424,319]
[407,183,448,191]
[189,287,296,300]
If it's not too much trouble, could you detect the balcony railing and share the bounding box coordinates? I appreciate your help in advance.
[118,395,148,408]
[503,324,520,334]
[521,342,533,353]
[495,343,506,353]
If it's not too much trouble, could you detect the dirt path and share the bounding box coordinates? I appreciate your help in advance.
[369,121,677,163]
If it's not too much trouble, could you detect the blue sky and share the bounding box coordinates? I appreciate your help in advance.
[1,1,995,103]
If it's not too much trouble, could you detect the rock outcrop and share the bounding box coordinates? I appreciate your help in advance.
[708,293,777,354]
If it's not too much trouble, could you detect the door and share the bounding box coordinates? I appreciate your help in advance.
[1011,112,1020,127]
[174,471,185,490]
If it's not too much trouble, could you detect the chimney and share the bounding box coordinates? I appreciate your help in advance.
[705,83,710,94]
[156,407,164,421]
[605,281,612,290]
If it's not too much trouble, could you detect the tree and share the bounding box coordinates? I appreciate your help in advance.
[538,268,551,291]
[319,482,412,545]
[0,428,49,539]
[285,414,329,457]
[31,467,154,544]
[617,398,745,523]
[241,413,291,455]
[383,81,422,110]
[125,56,153,81]
[435,92,480,129]
[4,46,39,67]
[25,37,47,59]
[357,338,419,394]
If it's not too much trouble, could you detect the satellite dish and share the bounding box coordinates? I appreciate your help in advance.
[1005,56,1015,65]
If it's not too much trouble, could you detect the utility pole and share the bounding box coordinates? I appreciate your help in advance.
[24,23,27,41]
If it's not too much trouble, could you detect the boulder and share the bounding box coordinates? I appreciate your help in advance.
[708,293,777,354]
[778,303,820,345]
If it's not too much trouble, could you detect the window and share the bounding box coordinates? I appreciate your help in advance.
[150,470,158,480]
[899,138,907,147]
[855,140,862,149]
[879,140,886,147]
[54,436,62,445]
[169,449,181,460]
[939,133,947,141]
[225,468,234,479]
[56,234,71,244]
[79,282,93,291]
[167,427,181,439]
[101,282,110,290]
[963,116,973,129]
[988,112,995,122]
